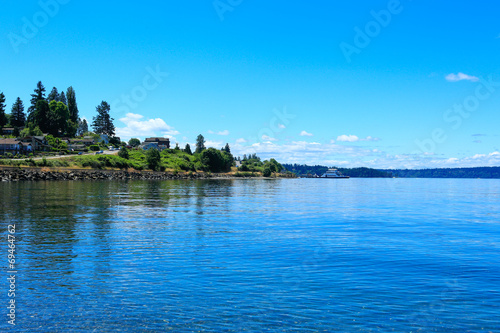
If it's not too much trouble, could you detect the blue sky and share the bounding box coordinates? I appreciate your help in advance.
[2,0,500,168]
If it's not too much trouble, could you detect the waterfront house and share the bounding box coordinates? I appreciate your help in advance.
[0,138,28,154]
[20,136,51,152]
[142,137,170,150]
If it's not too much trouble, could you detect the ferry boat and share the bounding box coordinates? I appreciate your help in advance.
[320,168,349,179]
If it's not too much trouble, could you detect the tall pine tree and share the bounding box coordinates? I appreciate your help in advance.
[27,81,46,124]
[184,143,192,155]
[34,99,50,133]
[0,92,7,128]
[47,87,60,102]
[195,134,206,154]
[66,87,79,123]
[92,101,115,136]
[10,97,26,128]
[59,91,67,105]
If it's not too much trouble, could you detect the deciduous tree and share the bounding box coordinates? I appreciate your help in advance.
[128,138,141,147]
[146,148,161,171]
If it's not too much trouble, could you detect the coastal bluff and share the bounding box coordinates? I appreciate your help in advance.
[0,167,232,182]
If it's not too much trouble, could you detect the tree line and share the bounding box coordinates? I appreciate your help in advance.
[386,167,500,179]
[282,164,393,178]
[0,81,115,139]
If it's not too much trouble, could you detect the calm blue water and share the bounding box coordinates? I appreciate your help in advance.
[1,178,499,332]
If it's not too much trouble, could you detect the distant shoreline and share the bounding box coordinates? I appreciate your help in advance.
[283,164,500,179]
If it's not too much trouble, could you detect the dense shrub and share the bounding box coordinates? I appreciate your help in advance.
[146,149,161,171]
[118,147,129,159]
[201,148,233,173]
[262,166,272,177]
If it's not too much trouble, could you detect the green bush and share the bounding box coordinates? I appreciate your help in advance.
[89,145,100,152]
[118,147,129,159]
[263,166,272,177]
[146,149,161,171]
[201,148,232,173]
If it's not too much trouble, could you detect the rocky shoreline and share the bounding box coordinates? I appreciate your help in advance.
[0,167,236,182]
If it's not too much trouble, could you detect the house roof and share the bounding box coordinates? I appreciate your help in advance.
[144,137,170,144]
[0,138,21,145]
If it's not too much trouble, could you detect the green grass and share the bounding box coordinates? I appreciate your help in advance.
[0,149,290,176]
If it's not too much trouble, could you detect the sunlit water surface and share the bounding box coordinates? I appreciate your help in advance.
[1,178,499,332]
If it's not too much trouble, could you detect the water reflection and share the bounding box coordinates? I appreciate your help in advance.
[0,178,499,332]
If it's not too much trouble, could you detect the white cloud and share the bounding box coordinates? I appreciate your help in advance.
[300,131,313,137]
[336,135,380,142]
[278,124,286,129]
[209,130,229,135]
[205,140,224,148]
[445,72,479,82]
[115,113,179,140]
[230,135,500,169]
[236,138,247,143]
[361,136,380,142]
[262,135,278,141]
[337,134,359,142]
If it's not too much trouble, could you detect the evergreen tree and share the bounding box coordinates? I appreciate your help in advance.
[224,143,231,154]
[66,87,79,123]
[47,87,60,102]
[195,134,206,154]
[61,118,78,138]
[184,143,192,155]
[92,101,115,136]
[59,91,67,105]
[10,97,26,128]
[34,99,50,133]
[77,118,88,136]
[0,92,7,128]
[27,81,46,123]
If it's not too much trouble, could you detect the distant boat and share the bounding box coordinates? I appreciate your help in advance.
[319,168,349,179]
